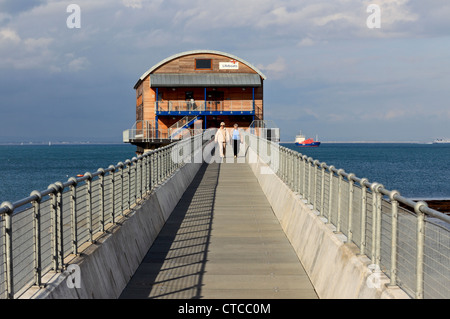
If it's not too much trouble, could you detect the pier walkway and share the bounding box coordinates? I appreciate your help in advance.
[2,133,448,299]
[119,161,318,299]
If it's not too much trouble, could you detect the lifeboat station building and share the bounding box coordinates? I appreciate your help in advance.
[123,50,266,153]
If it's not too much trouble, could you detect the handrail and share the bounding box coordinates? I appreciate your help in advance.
[248,134,449,299]
[0,132,208,299]
[155,100,255,113]
[308,159,450,225]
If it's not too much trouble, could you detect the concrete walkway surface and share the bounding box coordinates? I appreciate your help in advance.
[119,160,318,299]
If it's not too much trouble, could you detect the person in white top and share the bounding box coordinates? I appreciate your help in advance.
[214,122,230,158]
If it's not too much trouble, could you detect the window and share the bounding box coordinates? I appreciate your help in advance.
[195,59,212,70]
[185,91,194,100]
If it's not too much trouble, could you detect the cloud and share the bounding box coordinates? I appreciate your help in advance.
[0,26,92,73]
[1,0,450,142]
[297,37,315,47]
[122,0,143,9]
[256,57,287,79]
[67,56,90,72]
[0,0,45,16]
[0,28,55,69]
[0,28,20,43]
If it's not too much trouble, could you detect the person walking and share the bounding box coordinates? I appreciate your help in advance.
[215,122,230,158]
[231,124,241,158]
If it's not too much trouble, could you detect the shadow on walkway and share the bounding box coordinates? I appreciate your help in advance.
[119,162,220,299]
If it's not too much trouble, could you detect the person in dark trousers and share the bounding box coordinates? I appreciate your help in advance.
[231,123,241,158]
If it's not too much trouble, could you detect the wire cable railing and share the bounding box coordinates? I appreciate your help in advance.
[0,133,207,299]
[248,134,450,299]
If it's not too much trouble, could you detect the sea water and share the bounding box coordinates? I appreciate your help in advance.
[281,142,450,200]
[1,143,449,204]
[0,144,136,204]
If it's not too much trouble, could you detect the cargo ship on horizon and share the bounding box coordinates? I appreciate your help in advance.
[295,131,321,147]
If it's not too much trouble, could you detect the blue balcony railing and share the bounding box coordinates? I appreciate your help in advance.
[155,100,256,115]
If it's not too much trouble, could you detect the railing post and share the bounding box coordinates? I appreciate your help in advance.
[151,152,156,189]
[290,151,295,191]
[57,182,65,270]
[84,172,94,244]
[109,165,116,225]
[117,162,124,216]
[156,150,161,185]
[327,166,335,224]
[414,201,427,299]
[150,152,154,189]
[150,152,154,190]
[286,149,290,185]
[139,156,147,199]
[313,160,320,211]
[287,150,291,189]
[280,146,286,181]
[370,182,378,264]
[144,154,148,195]
[279,148,284,181]
[388,190,400,287]
[296,153,301,194]
[30,190,42,288]
[307,157,313,204]
[347,173,355,243]
[132,157,138,205]
[359,178,369,255]
[48,182,64,271]
[370,182,383,266]
[336,169,344,233]
[138,156,142,200]
[320,163,326,216]
[171,144,175,173]
[302,155,308,197]
[292,153,297,193]
[375,184,383,268]
[168,147,172,176]
[97,168,105,232]
[68,177,78,255]
[1,201,14,299]
[164,148,168,180]
[175,142,179,171]
[125,160,131,210]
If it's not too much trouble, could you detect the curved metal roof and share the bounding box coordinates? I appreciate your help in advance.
[150,73,262,87]
[134,50,267,88]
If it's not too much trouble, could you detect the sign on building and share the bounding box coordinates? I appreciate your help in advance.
[219,60,239,70]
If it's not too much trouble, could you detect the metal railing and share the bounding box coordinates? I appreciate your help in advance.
[156,100,257,114]
[123,127,202,143]
[249,135,450,299]
[0,133,206,299]
[168,116,198,140]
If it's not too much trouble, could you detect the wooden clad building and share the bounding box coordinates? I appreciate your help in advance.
[123,50,266,153]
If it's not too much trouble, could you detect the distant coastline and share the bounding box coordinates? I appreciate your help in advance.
[281,141,428,144]
[0,141,124,146]
[3,141,433,146]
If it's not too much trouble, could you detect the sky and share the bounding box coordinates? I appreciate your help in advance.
[1,0,450,143]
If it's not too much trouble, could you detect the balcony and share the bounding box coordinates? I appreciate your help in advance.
[156,100,257,116]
